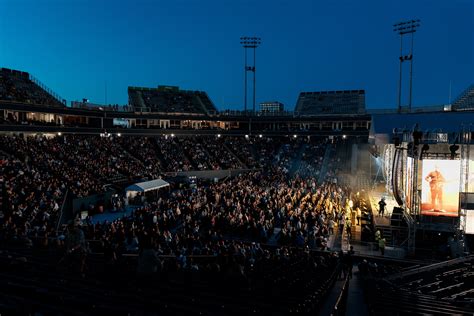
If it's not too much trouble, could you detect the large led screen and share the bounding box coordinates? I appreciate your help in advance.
[469,159,474,193]
[421,160,460,217]
[466,210,474,235]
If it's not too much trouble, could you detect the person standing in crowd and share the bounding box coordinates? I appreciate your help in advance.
[338,250,347,279]
[375,229,381,251]
[63,218,88,277]
[356,207,361,225]
[345,217,352,241]
[379,237,386,256]
[378,197,386,217]
[328,218,335,235]
[345,245,355,279]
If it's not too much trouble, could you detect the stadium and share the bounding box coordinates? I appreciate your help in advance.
[1,1,474,315]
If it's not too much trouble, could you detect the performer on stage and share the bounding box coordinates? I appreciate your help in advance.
[378,197,386,217]
[425,164,445,211]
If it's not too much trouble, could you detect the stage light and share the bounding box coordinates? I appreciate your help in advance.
[342,135,347,139]
[57,132,62,136]
[259,134,263,138]
[393,136,401,147]
[419,143,429,160]
[240,36,262,115]
[217,134,221,138]
[393,19,421,112]
[245,134,249,139]
[293,135,297,138]
[450,144,459,159]
[413,130,422,146]
[117,133,121,137]
[171,134,175,137]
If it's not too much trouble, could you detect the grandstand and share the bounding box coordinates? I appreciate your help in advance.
[365,256,474,315]
[452,84,474,111]
[295,90,366,115]
[0,68,66,107]
[128,85,218,115]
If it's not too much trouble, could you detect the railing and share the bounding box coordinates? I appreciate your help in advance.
[452,84,474,108]
[56,189,69,231]
[367,104,448,114]
[331,273,350,316]
[29,74,67,105]
[386,255,474,281]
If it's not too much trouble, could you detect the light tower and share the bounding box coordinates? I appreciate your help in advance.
[393,20,421,113]
[240,36,261,115]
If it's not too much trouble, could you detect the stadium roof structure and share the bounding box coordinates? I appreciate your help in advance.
[370,111,474,144]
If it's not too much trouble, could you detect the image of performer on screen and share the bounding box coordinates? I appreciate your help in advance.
[425,165,445,211]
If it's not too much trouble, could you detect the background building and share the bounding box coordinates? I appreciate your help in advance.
[259,101,284,114]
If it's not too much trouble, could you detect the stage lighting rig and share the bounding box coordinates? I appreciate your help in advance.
[393,136,401,147]
[393,19,421,112]
[450,144,459,159]
[419,143,429,160]
[240,36,262,115]
[413,130,423,146]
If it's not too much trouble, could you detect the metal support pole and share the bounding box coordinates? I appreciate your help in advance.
[409,32,415,110]
[244,47,248,114]
[393,20,420,114]
[398,35,403,113]
[253,46,256,115]
[240,36,261,116]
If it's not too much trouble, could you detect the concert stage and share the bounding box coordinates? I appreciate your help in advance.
[368,189,398,226]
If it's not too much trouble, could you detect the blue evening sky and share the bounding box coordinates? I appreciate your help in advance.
[0,0,472,110]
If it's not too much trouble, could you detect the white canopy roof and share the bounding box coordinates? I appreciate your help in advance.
[125,179,169,193]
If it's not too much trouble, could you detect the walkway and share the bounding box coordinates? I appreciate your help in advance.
[345,265,369,316]
[91,206,137,224]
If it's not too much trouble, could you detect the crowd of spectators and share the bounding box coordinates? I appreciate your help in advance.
[115,136,163,178]
[224,137,258,168]
[0,133,368,315]
[295,140,327,177]
[0,68,65,107]
[154,136,193,171]
[200,137,242,169]
[176,137,216,170]
[78,165,357,264]
[0,134,346,249]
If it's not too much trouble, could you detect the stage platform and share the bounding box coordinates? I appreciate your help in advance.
[368,189,400,227]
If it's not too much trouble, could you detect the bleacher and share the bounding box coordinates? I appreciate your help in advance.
[0,247,338,315]
[0,68,65,107]
[195,91,218,114]
[452,84,474,111]
[365,256,474,315]
[128,85,218,114]
[294,90,366,115]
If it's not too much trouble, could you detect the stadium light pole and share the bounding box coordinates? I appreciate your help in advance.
[240,36,261,115]
[393,20,421,113]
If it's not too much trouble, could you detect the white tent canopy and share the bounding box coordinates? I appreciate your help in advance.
[125,179,170,200]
